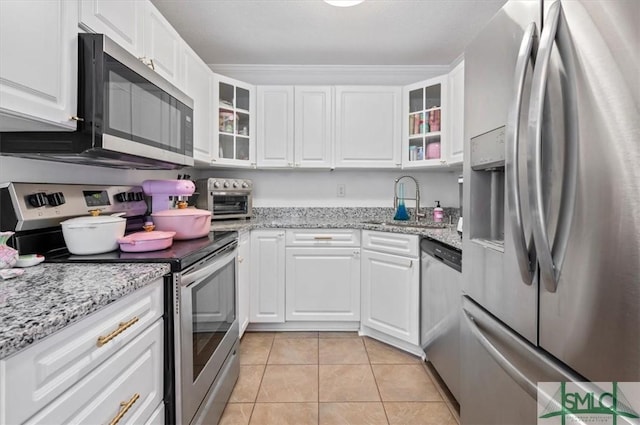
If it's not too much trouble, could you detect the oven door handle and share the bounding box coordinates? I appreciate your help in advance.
[181,243,237,287]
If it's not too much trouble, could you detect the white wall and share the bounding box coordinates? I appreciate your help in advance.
[0,156,183,185]
[197,168,461,208]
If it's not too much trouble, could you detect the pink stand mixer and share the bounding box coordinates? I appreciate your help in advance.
[142,179,196,213]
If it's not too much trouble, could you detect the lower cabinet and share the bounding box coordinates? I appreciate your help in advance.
[250,229,286,323]
[285,246,360,321]
[237,229,251,336]
[0,280,164,425]
[361,231,420,345]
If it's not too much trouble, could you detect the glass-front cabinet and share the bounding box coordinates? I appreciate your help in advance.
[402,76,448,168]
[213,75,256,166]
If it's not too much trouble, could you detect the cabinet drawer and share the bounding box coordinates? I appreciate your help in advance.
[1,280,163,425]
[362,230,419,257]
[286,229,360,247]
[24,320,164,425]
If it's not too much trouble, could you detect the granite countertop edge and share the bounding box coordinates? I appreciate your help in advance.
[212,218,463,250]
[0,263,170,360]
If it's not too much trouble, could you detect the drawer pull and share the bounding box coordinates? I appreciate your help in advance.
[97,317,139,347]
[314,236,333,240]
[108,393,140,425]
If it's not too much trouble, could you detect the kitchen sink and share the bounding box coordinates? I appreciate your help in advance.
[361,220,449,229]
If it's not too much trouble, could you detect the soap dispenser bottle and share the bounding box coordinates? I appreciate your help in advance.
[394,183,410,221]
[433,201,444,222]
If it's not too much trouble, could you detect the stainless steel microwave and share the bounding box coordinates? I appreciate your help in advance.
[0,34,194,169]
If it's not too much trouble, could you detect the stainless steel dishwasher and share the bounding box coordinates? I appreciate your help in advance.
[420,238,462,402]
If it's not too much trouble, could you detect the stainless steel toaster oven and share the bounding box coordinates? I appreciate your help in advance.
[195,178,252,220]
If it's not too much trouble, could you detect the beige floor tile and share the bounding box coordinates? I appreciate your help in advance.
[275,331,319,339]
[318,332,361,339]
[363,337,422,364]
[219,403,254,425]
[319,402,389,425]
[384,402,457,425]
[229,365,266,403]
[268,338,319,364]
[257,365,319,402]
[319,365,381,402]
[250,403,318,425]
[372,365,442,402]
[319,338,369,364]
[240,336,274,365]
[242,332,276,340]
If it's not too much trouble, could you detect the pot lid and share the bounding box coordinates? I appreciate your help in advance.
[151,208,211,217]
[118,230,176,244]
[61,212,126,225]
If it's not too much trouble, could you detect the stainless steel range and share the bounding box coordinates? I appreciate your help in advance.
[0,182,240,425]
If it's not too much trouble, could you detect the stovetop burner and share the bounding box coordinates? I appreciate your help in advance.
[45,231,237,272]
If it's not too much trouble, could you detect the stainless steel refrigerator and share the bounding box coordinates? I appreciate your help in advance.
[462,0,639,423]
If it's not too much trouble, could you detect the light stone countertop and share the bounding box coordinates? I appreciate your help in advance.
[0,262,170,360]
[211,217,463,251]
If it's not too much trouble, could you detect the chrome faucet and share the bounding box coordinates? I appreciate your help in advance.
[394,176,426,221]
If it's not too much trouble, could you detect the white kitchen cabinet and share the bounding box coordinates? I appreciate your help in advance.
[361,231,419,345]
[182,42,213,164]
[250,230,286,323]
[0,281,164,425]
[237,230,251,337]
[78,0,143,58]
[257,86,294,167]
[213,74,256,167]
[334,86,402,168]
[284,229,360,322]
[294,86,333,168]
[257,85,332,169]
[447,60,465,165]
[142,2,182,88]
[402,75,449,168]
[0,0,78,131]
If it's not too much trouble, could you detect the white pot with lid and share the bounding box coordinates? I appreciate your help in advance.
[60,211,126,255]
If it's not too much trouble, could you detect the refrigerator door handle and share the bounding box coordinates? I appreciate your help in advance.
[462,308,538,399]
[506,21,538,285]
[527,1,578,293]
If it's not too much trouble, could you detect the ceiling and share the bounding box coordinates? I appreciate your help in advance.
[151,0,507,66]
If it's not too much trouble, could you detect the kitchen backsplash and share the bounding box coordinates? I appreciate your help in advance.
[253,207,460,223]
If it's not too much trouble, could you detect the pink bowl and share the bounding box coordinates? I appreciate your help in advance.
[118,230,176,252]
[151,208,212,240]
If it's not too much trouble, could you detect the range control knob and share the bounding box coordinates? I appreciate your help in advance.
[232,182,239,188]
[115,192,128,202]
[213,181,221,188]
[223,181,230,188]
[127,192,136,202]
[134,192,145,201]
[47,192,66,207]
[241,182,249,188]
[27,192,49,208]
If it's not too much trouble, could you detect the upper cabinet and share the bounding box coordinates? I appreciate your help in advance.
[182,42,212,165]
[78,0,143,58]
[213,74,256,167]
[257,86,332,169]
[0,0,78,131]
[447,60,464,165]
[402,75,448,168]
[334,86,402,168]
[141,2,182,88]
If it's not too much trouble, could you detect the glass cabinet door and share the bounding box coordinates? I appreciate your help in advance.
[406,78,445,166]
[216,79,253,163]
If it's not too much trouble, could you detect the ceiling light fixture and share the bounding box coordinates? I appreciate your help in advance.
[324,0,365,7]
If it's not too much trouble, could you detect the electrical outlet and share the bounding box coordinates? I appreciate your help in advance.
[337,184,346,197]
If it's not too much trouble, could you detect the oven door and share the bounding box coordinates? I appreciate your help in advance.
[178,242,238,425]
[211,192,251,220]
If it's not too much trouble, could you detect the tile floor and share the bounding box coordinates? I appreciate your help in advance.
[219,331,460,425]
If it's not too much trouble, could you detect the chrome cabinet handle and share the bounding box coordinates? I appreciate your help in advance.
[527,1,578,293]
[97,317,139,347]
[506,21,538,285]
[108,393,140,425]
[313,236,333,240]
